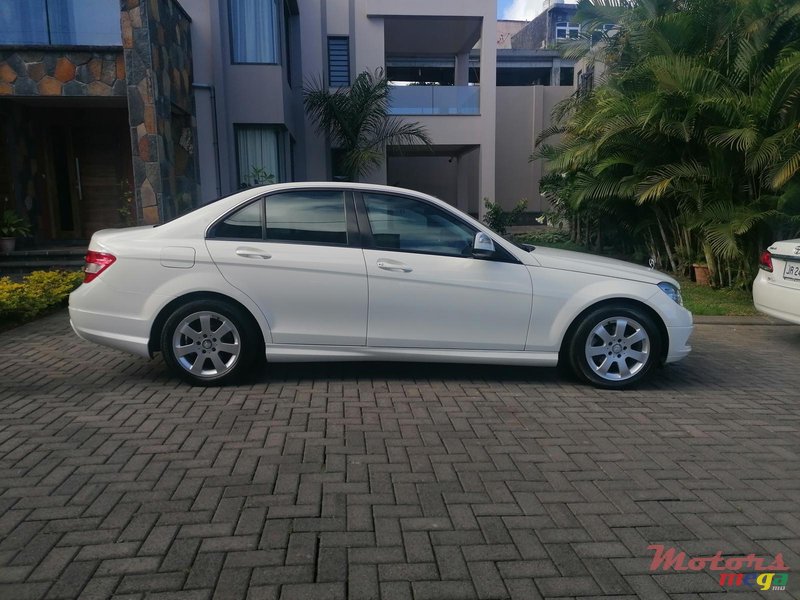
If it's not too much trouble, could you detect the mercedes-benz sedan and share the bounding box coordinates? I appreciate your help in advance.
[69,183,693,388]
[754,239,800,325]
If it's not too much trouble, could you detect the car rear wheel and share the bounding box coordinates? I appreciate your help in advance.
[568,305,662,389]
[161,299,259,386]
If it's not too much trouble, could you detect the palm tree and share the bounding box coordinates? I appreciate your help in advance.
[303,69,432,182]
[535,0,800,287]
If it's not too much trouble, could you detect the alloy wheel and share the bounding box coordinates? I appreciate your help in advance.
[584,316,651,382]
[171,311,242,379]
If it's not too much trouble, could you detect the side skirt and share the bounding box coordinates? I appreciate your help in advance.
[264,345,559,367]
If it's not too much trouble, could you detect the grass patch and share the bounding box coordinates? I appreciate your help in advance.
[679,279,757,316]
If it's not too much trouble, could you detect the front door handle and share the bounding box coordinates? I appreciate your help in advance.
[377,259,412,273]
[236,247,271,260]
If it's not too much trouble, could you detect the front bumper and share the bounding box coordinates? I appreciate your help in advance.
[665,325,693,364]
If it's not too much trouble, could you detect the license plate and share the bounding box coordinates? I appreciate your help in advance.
[784,262,800,281]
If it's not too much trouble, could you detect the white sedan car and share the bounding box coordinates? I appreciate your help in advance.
[69,183,693,388]
[754,238,800,324]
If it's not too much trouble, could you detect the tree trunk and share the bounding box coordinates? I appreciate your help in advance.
[656,215,678,273]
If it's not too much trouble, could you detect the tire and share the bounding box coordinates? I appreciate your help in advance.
[161,299,260,386]
[567,304,662,389]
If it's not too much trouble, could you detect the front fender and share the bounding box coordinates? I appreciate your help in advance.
[525,267,687,352]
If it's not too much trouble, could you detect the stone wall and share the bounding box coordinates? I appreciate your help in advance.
[121,0,199,225]
[0,49,126,97]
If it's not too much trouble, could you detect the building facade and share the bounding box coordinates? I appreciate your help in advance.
[0,0,199,246]
[0,0,577,247]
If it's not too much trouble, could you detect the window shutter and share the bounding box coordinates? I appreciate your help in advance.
[328,37,350,87]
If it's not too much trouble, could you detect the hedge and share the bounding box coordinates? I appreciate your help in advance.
[0,270,84,321]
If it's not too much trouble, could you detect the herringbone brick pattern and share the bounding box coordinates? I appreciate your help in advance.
[0,311,798,599]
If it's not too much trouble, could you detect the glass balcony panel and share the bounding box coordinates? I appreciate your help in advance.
[389,85,480,116]
[0,0,121,46]
[0,1,48,44]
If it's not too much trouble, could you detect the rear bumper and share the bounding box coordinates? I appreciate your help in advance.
[69,308,151,358]
[753,273,800,325]
[69,283,152,358]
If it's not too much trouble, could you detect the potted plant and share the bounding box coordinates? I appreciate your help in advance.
[692,261,711,286]
[0,207,32,253]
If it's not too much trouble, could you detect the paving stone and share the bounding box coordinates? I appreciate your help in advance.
[0,314,798,600]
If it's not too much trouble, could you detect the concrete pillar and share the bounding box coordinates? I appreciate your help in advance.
[298,0,328,181]
[477,17,496,220]
[455,51,469,86]
[551,58,561,86]
[456,154,469,212]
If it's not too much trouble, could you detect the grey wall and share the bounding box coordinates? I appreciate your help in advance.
[495,85,572,212]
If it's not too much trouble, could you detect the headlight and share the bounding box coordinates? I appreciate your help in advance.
[658,282,683,306]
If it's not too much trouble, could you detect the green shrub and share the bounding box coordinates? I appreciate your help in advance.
[0,270,84,321]
[483,199,528,235]
[513,229,586,251]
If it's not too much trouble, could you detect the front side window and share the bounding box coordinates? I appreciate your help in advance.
[0,0,121,46]
[363,194,474,258]
[230,0,280,64]
[236,125,283,189]
[266,191,348,245]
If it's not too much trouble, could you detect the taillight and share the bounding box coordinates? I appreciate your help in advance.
[83,251,116,283]
[759,250,773,272]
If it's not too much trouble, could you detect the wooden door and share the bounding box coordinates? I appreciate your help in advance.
[73,114,132,239]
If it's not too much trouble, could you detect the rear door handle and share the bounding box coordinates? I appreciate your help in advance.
[377,259,412,273]
[236,247,271,260]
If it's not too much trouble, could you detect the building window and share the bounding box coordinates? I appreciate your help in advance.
[230,0,280,64]
[236,125,283,189]
[555,22,580,40]
[328,37,351,87]
[559,67,574,86]
[0,0,121,46]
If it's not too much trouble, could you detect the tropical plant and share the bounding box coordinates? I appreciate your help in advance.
[303,69,432,181]
[0,208,31,238]
[118,179,135,226]
[483,199,528,235]
[535,0,800,287]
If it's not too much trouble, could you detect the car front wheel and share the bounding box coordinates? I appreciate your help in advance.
[568,305,662,389]
[161,300,258,386]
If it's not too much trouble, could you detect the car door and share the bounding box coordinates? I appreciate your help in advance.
[358,192,533,350]
[205,189,368,345]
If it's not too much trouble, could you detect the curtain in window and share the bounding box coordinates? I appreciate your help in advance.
[0,0,48,44]
[48,0,76,45]
[230,0,279,63]
[236,126,282,188]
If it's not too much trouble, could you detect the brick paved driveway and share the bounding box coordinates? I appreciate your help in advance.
[1,311,799,600]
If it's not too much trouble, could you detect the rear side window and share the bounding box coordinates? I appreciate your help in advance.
[265,191,348,245]
[210,199,264,239]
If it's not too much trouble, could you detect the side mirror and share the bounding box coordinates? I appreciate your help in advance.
[472,231,496,258]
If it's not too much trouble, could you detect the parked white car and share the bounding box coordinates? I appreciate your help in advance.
[753,239,800,325]
[69,183,693,388]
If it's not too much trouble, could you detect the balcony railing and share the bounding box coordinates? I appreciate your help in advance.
[0,0,122,47]
[388,85,480,116]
